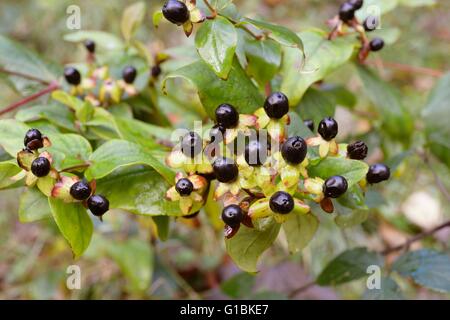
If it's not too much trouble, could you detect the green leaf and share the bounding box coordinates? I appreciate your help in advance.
[121,2,146,42]
[422,72,450,167]
[334,206,369,229]
[363,277,403,300]
[195,16,237,79]
[221,272,255,298]
[51,90,84,111]
[152,216,170,240]
[322,85,357,109]
[244,39,282,86]
[48,198,93,258]
[15,104,76,132]
[114,116,168,150]
[399,0,436,7]
[281,29,355,106]
[283,213,319,253]
[296,88,336,126]
[19,187,52,222]
[44,134,92,171]
[0,160,22,189]
[308,157,369,187]
[106,238,153,293]
[85,139,174,184]
[163,59,264,119]
[0,119,30,156]
[64,31,124,51]
[225,218,280,273]
[244,18,304,53]
[392,249,450,293]
[95,166,179,216]
[0,35,57,86]
[356,66,414,143]
[317,247,382,286]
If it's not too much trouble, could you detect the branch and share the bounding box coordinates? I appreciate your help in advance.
[381,220,450,255]
[0,67,52,85]
[203,0,217,18]
[366,60,444,77]
[288,280,316,298]
[0,81,60,116]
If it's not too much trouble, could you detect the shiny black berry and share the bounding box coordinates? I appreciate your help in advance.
[366,164,390,184]
[370,38,384,52]
[281,136,307,165]
[151,65,162,78]
[348,0,363,10]
[318,117,338,141]
[70,181,92,200]
[323,175,348,198]
[264,92,289,119]
[221,204,244,227]
[175,178,194,196]
[122,66,137,84]
[363,16,378,32]
[209,124,225,143]
[304,119,314,132]
[64,67,81,85]
[87,195,110,217]
[347,141,368,160]
[245,140,268,166]
[84,39,95,53]
[181,132,202,158]
[270,191,294,214]
[215,104,239,129]
[162,0,190,26]
[213,157,238,183]
[339,2,356,22]
[24,128,42,148]
[31,157,51,177]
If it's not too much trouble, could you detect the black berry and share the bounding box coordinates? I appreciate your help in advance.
[221,204,244,227]
[269,191,294,214]
[151,65,162,78]
[281,136,307,165]
[181,132,202,158]
[162,0,190,26]
[366,164,390,184]
[209,124,225,143]
[244,140,268,167]
[175,178,194,196]
[122,66,137,84]
[339,2,355,22]
[64,67,81,85]
[369,38,384,51]
[70,181,92,200]
[348,0,363,10]
[87,195,110,217]
[24,128,42,149]
[215,104,239,129]
[304,119,314,132]
[264,92,289,119]
[347,141,368,160]
[363,16,378,32]
[213,157,239,183]
[31,157,51,177]
[84,39,95,53]
[318,117,338,141]
[323,176,348,198]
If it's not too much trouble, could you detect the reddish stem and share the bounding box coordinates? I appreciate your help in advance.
[0,81,60,116]
[0,67,52,85]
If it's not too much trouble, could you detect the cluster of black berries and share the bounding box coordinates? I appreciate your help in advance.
[21,129,110,218]
[23,129,51,178]
[69,181,110,218]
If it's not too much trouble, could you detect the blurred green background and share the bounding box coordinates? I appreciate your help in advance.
[0,0,449,299]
